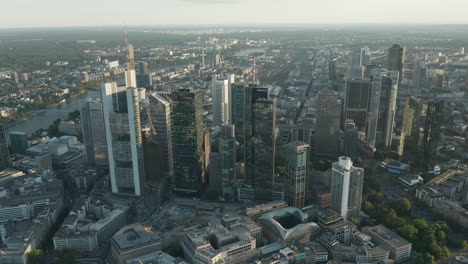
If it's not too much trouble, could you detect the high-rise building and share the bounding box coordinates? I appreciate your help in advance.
[413,58,426,94]
[171,88,206,192]
[360,46,371,66]
[212,75,230,126]
[284,142,309,208]
[102,83,145,197]
[8,131,28,154]
[219,125,237,200]
[347,52,363,79]
[147,92,173,182]
[231,83,245,144]
[330,157,364,221]
[367,70,399,149]
[398,96,421,156]
[329,59,337,81]
[388,44,406,83]
[244,86,276,201]
[80,99,108,167]
[420,100,444,173]
[344,128,358,159]
[344,79,371,131]
[0,124,11,170]
[315,92,341,159]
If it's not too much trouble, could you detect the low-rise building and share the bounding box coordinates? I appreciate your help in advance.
[363,225,412,262]
[111,224,162,264]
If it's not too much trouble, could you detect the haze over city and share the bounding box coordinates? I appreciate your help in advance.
[2,0,468,28]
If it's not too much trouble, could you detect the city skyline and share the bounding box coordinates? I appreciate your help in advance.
[2,0,468,28]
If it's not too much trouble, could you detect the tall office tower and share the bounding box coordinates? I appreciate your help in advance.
[347,51,363,79]
[413,59,426,93]
[231,83,245,143]
[420,100,444,173]
[80,100,108,167]
[398,96,421,156]
[136,61,152,89]
[0,124,11,170]
[147,93,173,182]
[212,75,230,126]
[344,79,371,131]
[137,61,148,75]
[366,70,399,149]
[8,131,28,154]
[284,142,309,208]
[344,128,358,159]
[102,83,145,196]
[330,157,364,221]
[315,92,341,159]
[388,44,406,83]
[360,46,371,66]
[329,59,337,81]
[244,86,276,201]
[171,88,206,192]
[219,125,237,199]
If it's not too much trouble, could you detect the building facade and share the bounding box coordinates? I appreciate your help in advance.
[171,88,206,192]
[330,157,364,221]
[80,99,108,167]
[244,85,276,201]
[284,142,309,208]
[0,124,11,170]
[102,83,145,197]
[315,92,341,159]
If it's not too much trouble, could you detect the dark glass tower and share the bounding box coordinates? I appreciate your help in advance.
[8,131,28,155]
[315,92,341,159]
[344,79,371,131]
[231,83,245,144]
[0,124,11,170]
[171,88,206,192]
[244,85,276,201]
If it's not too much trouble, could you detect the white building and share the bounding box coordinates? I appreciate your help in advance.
[211,75,230,126]
[330,157,364,221]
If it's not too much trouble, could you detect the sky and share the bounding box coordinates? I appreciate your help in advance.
[2,0,468,28]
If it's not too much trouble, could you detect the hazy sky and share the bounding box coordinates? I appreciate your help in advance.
[2,0,468,28]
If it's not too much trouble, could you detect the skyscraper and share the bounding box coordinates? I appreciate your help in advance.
[344,79,371,131]
[8,131,28,154]
[147,92,174,182]
[80,99,108,167]
[398,96,421,156]
[102,83,145,196]
[284,142,309,208]
[388,44,406,83]
[171,88,206,192]
[420,100,444,173]
[360,46,371,66]
[219,125,237,200]
[0,124,11,170]
[315,92,341,159]
[212,75,230,126]
[231,83,245,144]
[244,85,276,201]
[330,156,364,221]
[367,70,399,149]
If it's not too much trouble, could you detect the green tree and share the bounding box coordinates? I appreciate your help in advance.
[27,249,44,264]
[412,219,429,232]
[416,253,435,264]
[389,198,412,215]
[57,248,77,264]
[397,224,418,241]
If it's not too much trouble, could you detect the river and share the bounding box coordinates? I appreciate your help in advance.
[7,93,88,136]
